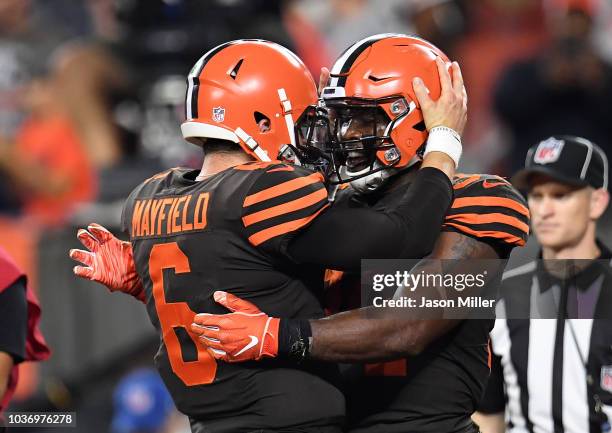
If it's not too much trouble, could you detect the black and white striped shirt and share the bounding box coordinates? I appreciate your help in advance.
[479,242,612,433]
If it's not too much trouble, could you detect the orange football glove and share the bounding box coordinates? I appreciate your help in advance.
[191,291,279,362]
[69,223,146,303]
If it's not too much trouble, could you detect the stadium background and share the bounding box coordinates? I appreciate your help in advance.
[1,0,611,431]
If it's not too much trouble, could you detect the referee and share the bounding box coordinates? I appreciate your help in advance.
[474,136,612,433]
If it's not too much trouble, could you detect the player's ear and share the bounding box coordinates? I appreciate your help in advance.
[589,188,609,220]
[255,112,271,133]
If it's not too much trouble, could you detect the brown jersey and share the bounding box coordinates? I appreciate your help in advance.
[442,173,530,248]
[121,162,344,432]
[329,172,529,433]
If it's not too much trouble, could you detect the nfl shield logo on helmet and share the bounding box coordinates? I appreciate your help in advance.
[533,137,564,165]
[212,107,225,123]
[602,366,612,392]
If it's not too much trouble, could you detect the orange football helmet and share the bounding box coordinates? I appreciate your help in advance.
[181,40,318,162]
[318,33,451,184]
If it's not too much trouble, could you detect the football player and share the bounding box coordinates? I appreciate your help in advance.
[70,39,466,432]
[189,34,530,433]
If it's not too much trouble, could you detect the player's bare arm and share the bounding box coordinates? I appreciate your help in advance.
[192,231,500,363]
[307,231,498,362]
[471,412,505,433]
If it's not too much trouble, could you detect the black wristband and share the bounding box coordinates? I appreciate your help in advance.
[278,319,312,362]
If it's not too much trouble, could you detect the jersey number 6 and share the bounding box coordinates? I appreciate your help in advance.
[149,242,217,385]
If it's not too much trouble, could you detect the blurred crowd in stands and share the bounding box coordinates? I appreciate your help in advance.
[1,0,612,227]
[1,0,611,432]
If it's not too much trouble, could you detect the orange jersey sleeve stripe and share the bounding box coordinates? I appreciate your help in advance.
[143,168,174,184]
[234,161,277,171]
[451,196,530,217]
[364,359,407,377]
[244,172,325,207]
[446,212,530,234]
[443,222,526,246]
[242,188,328,227]
[267,166,295,173]
[324,269,344,286]
[248,203,329,246]
[453,174,482,190]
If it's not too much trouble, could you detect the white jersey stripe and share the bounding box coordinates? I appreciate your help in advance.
[491,318,529,433]
[528,320,556,433]
[562,319,593,433]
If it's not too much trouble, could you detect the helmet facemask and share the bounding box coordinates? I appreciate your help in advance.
[279,104,334,174]
[302,95,416,185]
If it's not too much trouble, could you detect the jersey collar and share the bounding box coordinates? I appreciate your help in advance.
[536,240,612,293]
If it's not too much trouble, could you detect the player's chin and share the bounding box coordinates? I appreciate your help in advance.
[534,231,566,250]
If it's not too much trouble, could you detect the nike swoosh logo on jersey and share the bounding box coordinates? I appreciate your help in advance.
[235,335,259,356]
[482,179,507,189]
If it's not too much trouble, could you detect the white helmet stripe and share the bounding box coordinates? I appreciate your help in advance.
[185,77,196,120]
[278,88,297,149]
[185,41,235,119]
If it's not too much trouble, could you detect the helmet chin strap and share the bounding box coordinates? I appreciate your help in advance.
[235,127,271,161]
[276,88,304,166]
[344,161,397,195]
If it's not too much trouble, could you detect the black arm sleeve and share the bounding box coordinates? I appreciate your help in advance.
[478,353,506,414]
[0,279,27,364]
[287,167,453,270]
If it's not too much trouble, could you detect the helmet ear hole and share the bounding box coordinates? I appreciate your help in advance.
[254,111,271,132]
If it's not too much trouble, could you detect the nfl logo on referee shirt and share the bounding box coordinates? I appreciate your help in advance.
[602,366,612,392]
[533,137,564,164]
[212,107,225,123]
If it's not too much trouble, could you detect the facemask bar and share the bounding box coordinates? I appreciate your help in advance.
[277,105,333,175]
[322,96,412,184]
[298,106,333,161]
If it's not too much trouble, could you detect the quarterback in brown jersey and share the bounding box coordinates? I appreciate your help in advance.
[70,38,467,433]
[190,34,530,433]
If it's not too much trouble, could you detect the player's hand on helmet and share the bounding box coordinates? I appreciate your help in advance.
[191,291,280,362]
[412,57,468,136]
[69,223,146,303]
